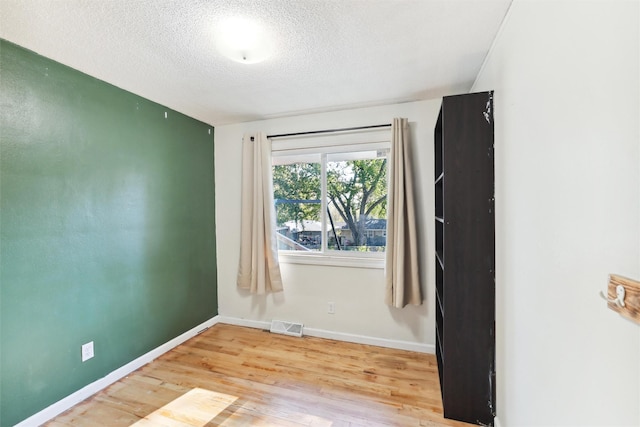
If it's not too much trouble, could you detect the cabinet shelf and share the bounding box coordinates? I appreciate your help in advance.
[435,252,444,269]
[435,334,444,397]
[436,288,444,317]
[435,255,443,305]
[435,181,443,219]
[436,299,444,357]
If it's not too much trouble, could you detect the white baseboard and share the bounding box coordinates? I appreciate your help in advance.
[216,316,271,331]
[217,315,435,354]
[494,416,502,427]
[15,315,221,427]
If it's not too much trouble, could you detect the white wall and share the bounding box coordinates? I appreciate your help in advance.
[472,0,640,425]
[215,100,441,348]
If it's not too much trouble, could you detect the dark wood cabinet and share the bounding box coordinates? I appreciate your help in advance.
[434,91,495,426]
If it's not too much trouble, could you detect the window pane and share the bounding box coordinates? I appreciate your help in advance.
[272,147,389,257]
[327,150,388,253]
[273,159,322,252]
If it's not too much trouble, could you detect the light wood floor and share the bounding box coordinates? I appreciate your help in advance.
[47,324,472,426]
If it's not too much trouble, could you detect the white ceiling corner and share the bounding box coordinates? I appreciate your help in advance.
[0,0,512,126]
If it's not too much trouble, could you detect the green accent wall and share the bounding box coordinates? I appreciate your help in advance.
[0,40,217,426]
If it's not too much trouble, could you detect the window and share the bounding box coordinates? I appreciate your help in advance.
[271,130,389,266]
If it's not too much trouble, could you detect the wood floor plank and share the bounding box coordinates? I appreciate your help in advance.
[46,324,474,427]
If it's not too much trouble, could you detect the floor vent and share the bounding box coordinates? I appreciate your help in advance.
[270,320,304,337]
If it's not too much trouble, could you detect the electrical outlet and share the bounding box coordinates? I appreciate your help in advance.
[81,341,94,362]
[328,302,336,314]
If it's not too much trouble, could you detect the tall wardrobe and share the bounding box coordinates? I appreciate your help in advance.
[434,91,496,426]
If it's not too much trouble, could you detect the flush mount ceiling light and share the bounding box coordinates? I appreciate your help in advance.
[215,17,273,64]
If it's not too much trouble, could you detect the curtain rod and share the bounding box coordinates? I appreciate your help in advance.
[266,123,391,139]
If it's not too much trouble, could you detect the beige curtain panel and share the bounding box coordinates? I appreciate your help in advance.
[237,132,284,294]
[385,118,422,308]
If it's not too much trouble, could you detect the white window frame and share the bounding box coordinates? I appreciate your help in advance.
[271,128,390,269]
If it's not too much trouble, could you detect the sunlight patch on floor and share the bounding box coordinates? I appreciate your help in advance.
[217,399,335,426]
[131,388,237,426]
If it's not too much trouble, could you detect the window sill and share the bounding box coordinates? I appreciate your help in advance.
[278,253,385,269]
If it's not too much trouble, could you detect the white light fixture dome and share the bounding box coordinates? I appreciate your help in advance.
[216,17,273,64]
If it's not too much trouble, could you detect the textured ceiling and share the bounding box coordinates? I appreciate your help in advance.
[0,0,512,126]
